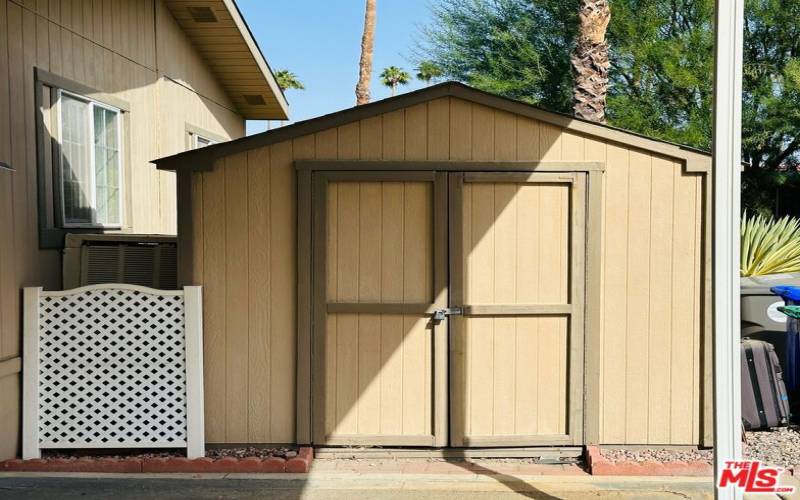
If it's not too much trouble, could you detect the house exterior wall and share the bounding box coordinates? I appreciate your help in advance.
[178,96,710,446]
[0,0,246,459]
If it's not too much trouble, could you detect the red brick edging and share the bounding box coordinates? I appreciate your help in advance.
[0,447,313,474]
[584,445,712,476]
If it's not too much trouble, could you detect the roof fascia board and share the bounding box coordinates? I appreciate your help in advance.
[154,83,454,171]
[447,85,711,171]
[222,0,289,118]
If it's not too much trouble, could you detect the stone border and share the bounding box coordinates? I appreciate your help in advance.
[0,447,313,474]
[585,446,712,476]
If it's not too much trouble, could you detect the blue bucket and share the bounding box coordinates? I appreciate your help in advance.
[771,285,800,391]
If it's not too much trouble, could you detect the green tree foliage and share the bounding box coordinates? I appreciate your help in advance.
[606,0,714,149]
[274,70,305,91]
[416,60,445,85]
[416,0,576,109]
[417,0,800,215]
[380,66,412,96]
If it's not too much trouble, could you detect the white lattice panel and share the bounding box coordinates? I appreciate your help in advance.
[23,284,205,459]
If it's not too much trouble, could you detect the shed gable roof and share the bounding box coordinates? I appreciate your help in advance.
[153,81,710,172]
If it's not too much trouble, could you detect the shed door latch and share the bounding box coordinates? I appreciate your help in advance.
[432,307,463,321]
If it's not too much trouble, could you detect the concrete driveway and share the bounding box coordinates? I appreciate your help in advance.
[0,472,713,499]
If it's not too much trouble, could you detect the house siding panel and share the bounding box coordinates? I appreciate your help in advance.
[0,0,246,459]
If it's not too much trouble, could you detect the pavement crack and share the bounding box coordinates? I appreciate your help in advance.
[661,489,693,499]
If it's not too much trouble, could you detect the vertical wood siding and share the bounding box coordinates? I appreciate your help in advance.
[185,96,706,445]
[324,181,433,439]
[0,0,246,458]
[456,182,570,439]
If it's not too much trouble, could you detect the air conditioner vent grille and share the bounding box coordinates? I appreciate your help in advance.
[79,241,178,290]
[122,246,158,287]
[158,245,178,290]
[86,247,121,285]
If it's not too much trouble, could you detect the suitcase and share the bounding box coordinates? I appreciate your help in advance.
[741,339,791,430]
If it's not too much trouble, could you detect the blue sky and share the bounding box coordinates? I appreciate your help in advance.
[238,0,434,135]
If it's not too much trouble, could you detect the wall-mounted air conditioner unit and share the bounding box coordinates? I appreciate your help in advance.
[62,234,178,290]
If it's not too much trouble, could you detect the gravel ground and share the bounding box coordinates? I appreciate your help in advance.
[42,447,298,460]
[745,426,800,468]
[601,448,713,464]
[205,447,297,459]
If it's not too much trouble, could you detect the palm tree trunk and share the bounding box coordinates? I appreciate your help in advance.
[355,0,377,105]
[571,0,611,123]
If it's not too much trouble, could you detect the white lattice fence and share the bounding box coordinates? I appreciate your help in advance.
[22,284,204,459]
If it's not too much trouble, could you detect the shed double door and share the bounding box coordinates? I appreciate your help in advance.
[312,171,585,447]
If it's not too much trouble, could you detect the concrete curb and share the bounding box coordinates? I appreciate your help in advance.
[585,446,712,476]
[0,447,313,474]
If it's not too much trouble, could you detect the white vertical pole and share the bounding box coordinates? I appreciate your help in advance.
[713,0,744,498]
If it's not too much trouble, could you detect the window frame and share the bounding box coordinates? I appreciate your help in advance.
[185,123,226,152]
[56,89,125,229]
[193,134,215,149]
[35,68,132,250]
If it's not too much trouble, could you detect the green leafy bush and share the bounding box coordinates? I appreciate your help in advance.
[741,213,800,277]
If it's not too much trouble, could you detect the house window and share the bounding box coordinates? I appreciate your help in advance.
[193,134,215,149]
[57,90,123,228]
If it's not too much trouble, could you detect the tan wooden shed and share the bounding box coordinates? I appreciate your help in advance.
[154,82,713,452]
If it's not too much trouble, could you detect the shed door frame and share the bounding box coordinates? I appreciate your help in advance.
[449,171,586,447]
[295,160,605,447]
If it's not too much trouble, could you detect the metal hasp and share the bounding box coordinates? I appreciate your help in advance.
[432,307,462,321]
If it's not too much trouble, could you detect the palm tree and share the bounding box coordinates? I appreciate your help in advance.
[415,61,443,86]
[380,66,411,96]
[355,0,377,105]
[274,70,305,91]
[571,0,611,123]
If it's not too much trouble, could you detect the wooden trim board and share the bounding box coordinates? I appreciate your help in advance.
[583,170,604,445]
[463,435,575,447]
[447,172,465,447]
[295,169,312,445]
[463,172,579,183]
[297,161,603,173]
[321,435,437,447]
[310,173,327,444]
[463,304,573,316]
[433,171,449,447]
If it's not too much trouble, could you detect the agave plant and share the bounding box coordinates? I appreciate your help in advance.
[741,212,800,276]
